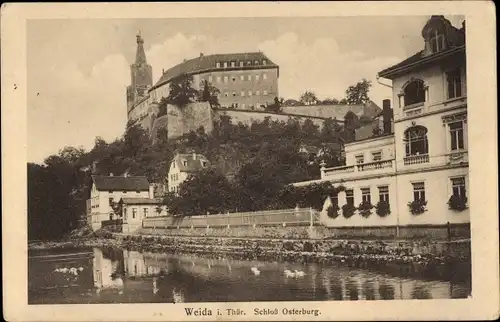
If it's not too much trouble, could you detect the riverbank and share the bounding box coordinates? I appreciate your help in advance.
[29,231,471,282]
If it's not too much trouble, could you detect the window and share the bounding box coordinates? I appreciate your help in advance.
[108,190,113,193]
[143,208,148,217]
[202,161,207,167]
[256,90,260,96]
[355,154,364,164]
[216,62,221,68]
[232,91,236,97]
[254,60,259,65]
[224,76,228,83]
[379,186,389,203]
[446,69,462,99]
[124,208,127,220]
[430,30,446,53]
[223,62,228,68]
[412,182,426,201]
[247,75,252,81]
[123,191,127,194]
[230,61,235,67]
[132,208,137,219]
[240,91,245,97]
[247,60,251,65]
[240,75,244,81]
[372,151,382,161]
[248,91,253,96]
[451,177,466,198]
[404,126,429,156]
[346,189,354,206]
[241,103,246,109]
[216,76,221,83]
[108,197,113,205]
[403,79,426,106]
[263,73,268,80]
[183,160,187,166]
[256,74,260,81]
[262,60,267,65]
[361,188,371,203]
[449,121,465,150]
[232,76,236,82]
[224,92,229,97]
[239,61,244,67]
[263,90,268,96]
[208,75,213,82]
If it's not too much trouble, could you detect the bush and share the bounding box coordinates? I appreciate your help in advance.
[408,199,427,215]
[447,194,467,211]
[358,201,374,218]
[327,205,340,219]
[342,204,356,218]
[375,200,391,217]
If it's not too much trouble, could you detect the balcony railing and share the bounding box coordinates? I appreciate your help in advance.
[356,159,393,172]
[322,159,394,179]
[403,154,429,165]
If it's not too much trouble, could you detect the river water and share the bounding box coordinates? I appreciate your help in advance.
[28,247,471,304]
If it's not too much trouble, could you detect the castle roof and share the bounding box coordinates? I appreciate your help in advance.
[151,52,278,90]
[171,153,210,173]
[91,175,150,191]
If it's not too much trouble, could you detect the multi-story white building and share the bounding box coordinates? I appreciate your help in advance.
[86,174,164,231]
[294,16,469,238]
[167,153,210,194]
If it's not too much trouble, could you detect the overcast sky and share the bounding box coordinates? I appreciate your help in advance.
[27,15,464,163]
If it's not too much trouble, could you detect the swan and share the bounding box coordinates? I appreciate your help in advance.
[251,267,261,275]
[294,270,306,277]
[284,269,296,278]
[78,267,84,271]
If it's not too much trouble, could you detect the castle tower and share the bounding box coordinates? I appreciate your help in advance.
[126,32,153,110]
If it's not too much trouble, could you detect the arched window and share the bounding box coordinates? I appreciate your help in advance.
[404,126,428,156]
[403,80,426,107]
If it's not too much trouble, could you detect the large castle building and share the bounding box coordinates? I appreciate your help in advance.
[126,33,280,129]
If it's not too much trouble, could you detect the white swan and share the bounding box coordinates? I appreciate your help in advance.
[294,270,306,277]
[284,269,296,278]
[251,267,261,275]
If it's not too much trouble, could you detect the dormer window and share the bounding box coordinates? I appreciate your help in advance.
[403,79,426,107]
[223,62,228,68]
[262,60,267,65]
[239,61,244,67]
[230,61,235,67]
[202,161,207,167]
[254,60,259,65]
[247,60,251,65]
[216,62,221,68]
[430,30,446,53]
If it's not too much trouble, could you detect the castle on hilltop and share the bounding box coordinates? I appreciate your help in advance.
[125,33,382,140]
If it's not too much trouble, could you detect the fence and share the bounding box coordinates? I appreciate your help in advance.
[142,208,321,229]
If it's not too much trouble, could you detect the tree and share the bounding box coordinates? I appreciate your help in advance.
[321,98,340,105]
[198,80,220,108]
[339,98,348,104]
[166,73,198,107]
[156,97,169,117]
[300,91,318,106]
[345,79,372,105]
[343,111,359,142]
[265,97,282,113]
[165,168,235,216]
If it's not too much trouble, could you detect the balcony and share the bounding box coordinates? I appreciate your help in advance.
[403,154,429,165]
[321,159,395,181]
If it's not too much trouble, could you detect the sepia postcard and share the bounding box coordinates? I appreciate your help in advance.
[1,1,499,321]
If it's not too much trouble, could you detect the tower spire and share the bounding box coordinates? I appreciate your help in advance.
[135,30,147,64]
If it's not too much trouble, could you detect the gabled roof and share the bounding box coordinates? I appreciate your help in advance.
[91,175,150,191]
[171,153,210,173]
[151,52,278,90]
[120,198,163,205]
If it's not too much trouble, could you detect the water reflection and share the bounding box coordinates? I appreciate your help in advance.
[28,247,471,304]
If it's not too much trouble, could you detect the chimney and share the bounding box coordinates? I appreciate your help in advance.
[382,99,392,135]
[149,184,155,199]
